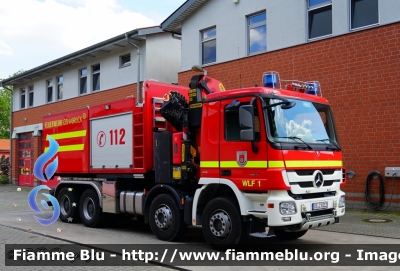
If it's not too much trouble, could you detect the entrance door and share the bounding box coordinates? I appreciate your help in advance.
[20,159,33,186]
[18,133,34,186]
[219,98,269,192]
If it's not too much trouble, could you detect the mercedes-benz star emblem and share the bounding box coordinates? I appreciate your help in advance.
[313,170,324,188]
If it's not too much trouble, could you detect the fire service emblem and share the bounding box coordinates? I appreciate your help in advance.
[236,151,247,167]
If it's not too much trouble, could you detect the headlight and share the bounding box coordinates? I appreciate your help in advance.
[279,202,297,215]
[339,196,345,208]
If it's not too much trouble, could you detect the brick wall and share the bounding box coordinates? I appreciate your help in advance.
[11,139,18,185]
[179,22,400,210]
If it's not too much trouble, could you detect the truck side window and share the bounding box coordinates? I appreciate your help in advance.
[224,102,260,141]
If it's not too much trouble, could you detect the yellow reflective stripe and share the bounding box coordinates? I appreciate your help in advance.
[285,160,342,168]
[268,161,285,168]
[200,161,219,168]
[200,160,342,168]
[45,144,84,152]
[47,130,87,140]
[220,161,268,168]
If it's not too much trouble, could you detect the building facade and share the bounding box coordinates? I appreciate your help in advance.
[162,0,400,210]
[0,27,181,187]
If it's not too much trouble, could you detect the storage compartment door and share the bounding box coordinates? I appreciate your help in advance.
[91,113,133,169]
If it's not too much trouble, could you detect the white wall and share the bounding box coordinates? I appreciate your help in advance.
[146,32,181,84]
[12,32,180,111]
[180,0,400,71]
[13,45,139,111]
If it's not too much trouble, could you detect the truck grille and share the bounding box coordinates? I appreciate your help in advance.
[301,209,333,219]
[293,169,336,176]
[291,179,339,188]
[288,191,336,200]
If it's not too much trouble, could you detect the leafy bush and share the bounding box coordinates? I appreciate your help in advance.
[0,174,9,184]
[0,155,10,177]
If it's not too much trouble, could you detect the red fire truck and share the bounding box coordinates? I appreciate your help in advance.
[43,72,345,247]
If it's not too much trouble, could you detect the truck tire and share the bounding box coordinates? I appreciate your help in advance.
[274,229,308,240]
[202,197,245,249]
[149,194,186,241]
[58,187,80,223]
[79,189,103,228]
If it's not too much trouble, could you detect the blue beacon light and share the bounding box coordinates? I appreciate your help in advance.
[262,72,280,88]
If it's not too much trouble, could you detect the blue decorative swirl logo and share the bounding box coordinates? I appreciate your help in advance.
[28,136,61,226]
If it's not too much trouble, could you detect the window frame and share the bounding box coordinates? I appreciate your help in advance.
[92,64,100,92]
[120,53,131,68]
[201,27,217,65]
[46,78,53,103]
[350,0,379,31]
[20,88,26,109]
[57,75,63,100]
[247,11,267,55]
[307,0,332,40]
[79,67,88,95]
[224,101,261,142]
[28,85,34,107]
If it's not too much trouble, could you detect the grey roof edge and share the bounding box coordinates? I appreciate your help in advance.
[161,0,206,33]
[137,26,163,36]
[0,26,161,87]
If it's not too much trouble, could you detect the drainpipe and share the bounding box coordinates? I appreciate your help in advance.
[0,83,13,184]
[124,33,142,107]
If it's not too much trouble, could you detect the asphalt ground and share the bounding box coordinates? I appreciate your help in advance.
[1,184,400,271]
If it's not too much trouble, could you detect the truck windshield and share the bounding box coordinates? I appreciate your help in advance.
[265,98,339,146]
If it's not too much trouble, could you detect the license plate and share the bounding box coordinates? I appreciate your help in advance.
[312,201,328,210]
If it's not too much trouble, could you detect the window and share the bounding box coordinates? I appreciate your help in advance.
[57,76,63,100]
[202,28,216,65]
[28,85,34,107]
[351,0,378,29]
[47,79,53,103]
[79,68,87,95]
[120,54,131,67]
[20,88,26,109]
[92,64,100,91]
[224,101,260,141]
[308,0,332,39]
[248,12,266,54]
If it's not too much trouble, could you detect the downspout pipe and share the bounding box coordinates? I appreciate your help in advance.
[124,33,142,107]
[0,83,13,184]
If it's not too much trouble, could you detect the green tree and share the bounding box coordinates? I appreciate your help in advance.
[0,87,11,139]
[0,70,24,139]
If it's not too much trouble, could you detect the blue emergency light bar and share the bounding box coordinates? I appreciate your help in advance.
[262,71,322,96]
[262,71,280,88]
[305,81,321,96]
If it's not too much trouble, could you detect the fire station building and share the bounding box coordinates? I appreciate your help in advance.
[161,0,400,210]
[0,26,180,188]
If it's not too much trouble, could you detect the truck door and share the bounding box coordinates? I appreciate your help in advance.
[219,98,268,192]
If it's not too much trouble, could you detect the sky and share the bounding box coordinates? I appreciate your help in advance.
[0,0,186,80]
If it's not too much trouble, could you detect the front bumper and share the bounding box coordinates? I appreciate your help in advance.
[266,190,345,229]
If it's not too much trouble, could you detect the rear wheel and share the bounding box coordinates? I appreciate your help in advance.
[57,187,80,223]
[202,197,245,249]
[79,189,103,227]
[149,194,186,241]
[274,229,308,240]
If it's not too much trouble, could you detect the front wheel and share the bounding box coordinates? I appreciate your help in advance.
[149,194,186,241]
[79,189,103,228]
[274,229,308,240]
[202,197,245,249]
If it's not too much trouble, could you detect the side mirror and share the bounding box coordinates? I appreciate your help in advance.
[239,105,255,141]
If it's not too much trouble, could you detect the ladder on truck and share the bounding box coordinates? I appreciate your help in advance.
[153,97,167,131]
